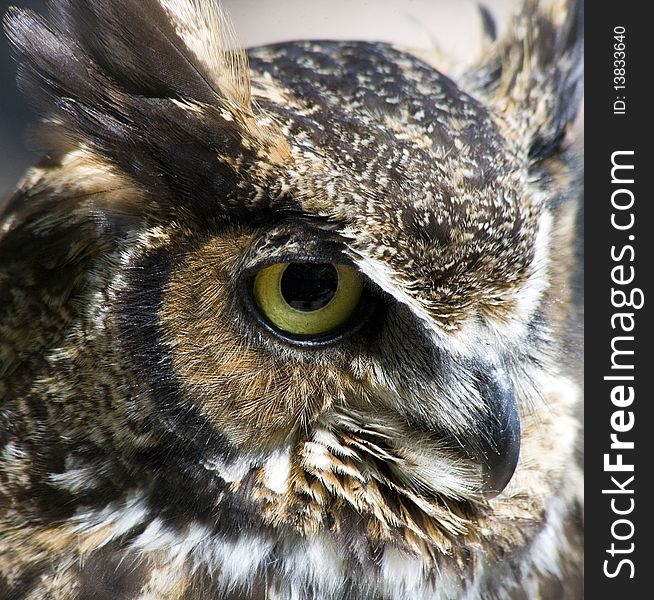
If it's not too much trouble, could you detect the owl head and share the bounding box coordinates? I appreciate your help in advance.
[1,0,583,596]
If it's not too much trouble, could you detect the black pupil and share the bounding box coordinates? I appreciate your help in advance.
[280,263,339,312]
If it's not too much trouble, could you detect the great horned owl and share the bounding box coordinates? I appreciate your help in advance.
[0,0,583,598]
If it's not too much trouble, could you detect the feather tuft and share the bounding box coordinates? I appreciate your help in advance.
[464,0,583,162]
[158,0,251,110]
[41,0,251,108]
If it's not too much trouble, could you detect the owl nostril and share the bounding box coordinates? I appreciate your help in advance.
[471,360,522,499]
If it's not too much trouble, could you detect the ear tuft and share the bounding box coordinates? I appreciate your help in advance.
[464,0,583,162]
[7,0,251,110]
[2,0,288,219]
[158,0,251,110]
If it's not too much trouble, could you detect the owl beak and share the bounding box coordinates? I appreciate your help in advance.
[473,360,521,499]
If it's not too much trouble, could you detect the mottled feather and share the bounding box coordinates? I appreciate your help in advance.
[1,1,583,598]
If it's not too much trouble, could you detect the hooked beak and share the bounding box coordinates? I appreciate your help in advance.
[471,360,521,499]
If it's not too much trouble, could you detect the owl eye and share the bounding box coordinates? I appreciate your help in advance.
[251,262,364,339]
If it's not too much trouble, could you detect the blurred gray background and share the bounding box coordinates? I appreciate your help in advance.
[0,0,517,198]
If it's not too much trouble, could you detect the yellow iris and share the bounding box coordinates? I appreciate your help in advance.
[253,262,363,336]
